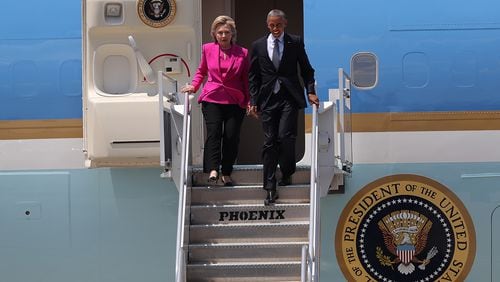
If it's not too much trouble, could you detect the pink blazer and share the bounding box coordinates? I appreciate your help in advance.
[191,42,250,109]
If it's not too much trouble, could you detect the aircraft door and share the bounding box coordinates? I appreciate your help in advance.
[83,0,202,167]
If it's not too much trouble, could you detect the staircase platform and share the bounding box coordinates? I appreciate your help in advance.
[191,165,311,186]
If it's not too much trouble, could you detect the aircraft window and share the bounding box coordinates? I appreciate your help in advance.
[451,51,476,87]
[59,59,81,97]
[351,52,378,89]
[403,52,429,88]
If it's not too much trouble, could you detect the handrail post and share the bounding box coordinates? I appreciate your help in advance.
[175,92,191,282]
[338,68,353,172]
[338,68,345,166]
[307,103,320,281]
[301,244,308,282]
[159,71,178,172]
[159,71,166,167]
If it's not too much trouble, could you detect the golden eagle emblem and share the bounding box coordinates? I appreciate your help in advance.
[377,210,439,275]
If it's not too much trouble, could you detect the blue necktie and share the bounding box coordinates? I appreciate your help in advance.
[272,39,280,70]
[272,39,281,93]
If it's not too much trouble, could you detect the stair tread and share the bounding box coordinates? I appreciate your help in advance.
[191,184,309,189]
[188,261,301,267]
[192,164,311,172]
[190,221,309,228]
[189,241,308,248]
[191,203,309,208]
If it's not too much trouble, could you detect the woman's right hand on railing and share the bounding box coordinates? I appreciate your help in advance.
[180,84,195,94]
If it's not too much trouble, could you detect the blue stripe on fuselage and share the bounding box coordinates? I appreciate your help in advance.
[0,0,81,120]
[304,0,500,113]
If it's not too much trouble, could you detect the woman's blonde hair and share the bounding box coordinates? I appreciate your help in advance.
[211,15,237,43]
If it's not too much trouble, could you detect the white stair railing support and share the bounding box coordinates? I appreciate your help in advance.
[174,91,192,282]
[303,103,320,282]
[159,72,179,177]
[338,68,353,172]
[304,68,354,280]
[301,244,308,282]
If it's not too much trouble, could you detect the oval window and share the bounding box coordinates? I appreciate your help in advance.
[351,52,378,89]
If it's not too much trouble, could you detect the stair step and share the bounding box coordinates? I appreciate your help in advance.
[186,261,301,282]
[191,185,309,205]
[190,203,309,225]
[192,165,311,186]
[189,221,309,243]
[189,241,307,263]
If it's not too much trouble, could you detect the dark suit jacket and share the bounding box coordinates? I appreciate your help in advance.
[249,33,315,110]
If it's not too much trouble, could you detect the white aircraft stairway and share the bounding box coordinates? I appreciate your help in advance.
[163,69,354,282]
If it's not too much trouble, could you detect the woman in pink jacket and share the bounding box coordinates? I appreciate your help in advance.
[181,15,249,186]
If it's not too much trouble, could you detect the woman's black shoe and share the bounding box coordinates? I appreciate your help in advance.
[208,170,219,184]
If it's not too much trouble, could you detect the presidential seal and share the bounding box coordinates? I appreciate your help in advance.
[336,174,475,282]
[137,0,176,28]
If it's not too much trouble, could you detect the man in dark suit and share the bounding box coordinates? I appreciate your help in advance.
[248,9,319,205]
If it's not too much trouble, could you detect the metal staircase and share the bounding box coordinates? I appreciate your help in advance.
[186,166,311,281]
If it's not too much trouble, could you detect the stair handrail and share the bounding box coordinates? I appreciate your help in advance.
[338,68,353,172]
[302,103,320,282]
[174,91,192,282]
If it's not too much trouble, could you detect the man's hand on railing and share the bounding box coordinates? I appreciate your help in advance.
[308,93,319,106]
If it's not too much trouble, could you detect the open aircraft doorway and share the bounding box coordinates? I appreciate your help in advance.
[202,0,305,165]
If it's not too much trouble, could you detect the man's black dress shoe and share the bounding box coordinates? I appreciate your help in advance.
[264,190,279,205]
[278,175,292,186]
[221,175,233,186]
